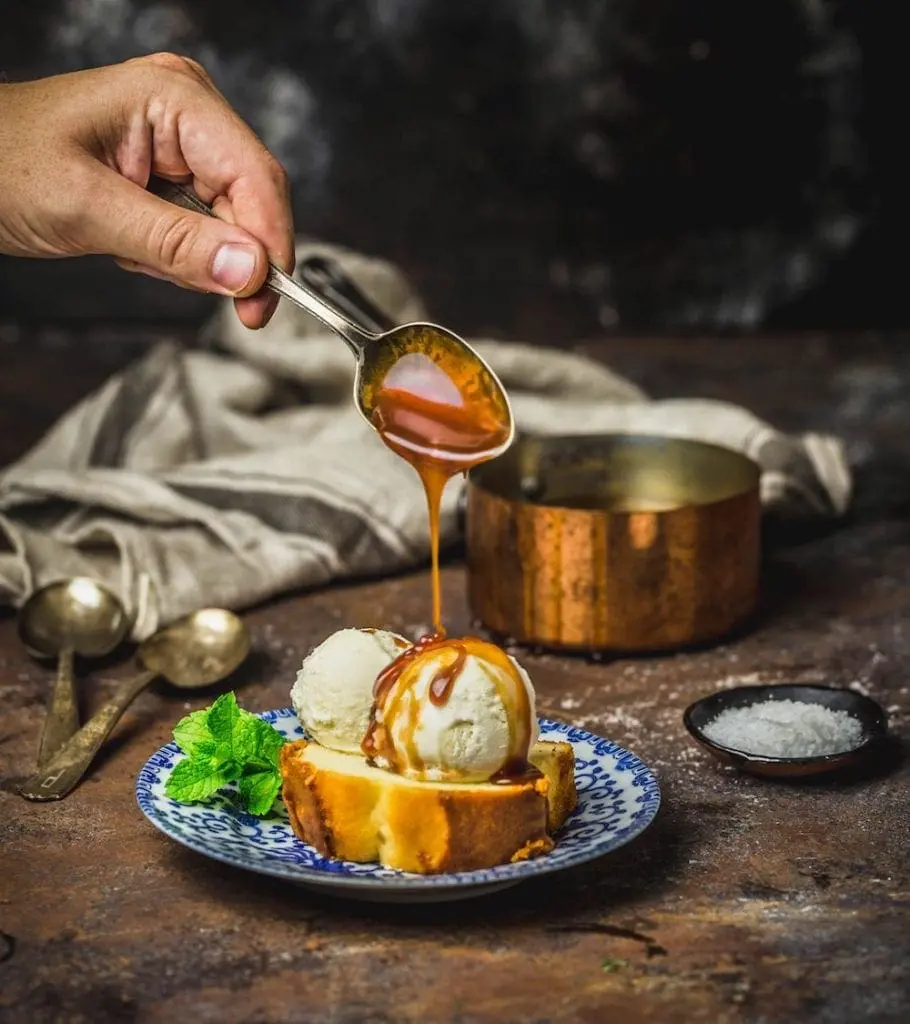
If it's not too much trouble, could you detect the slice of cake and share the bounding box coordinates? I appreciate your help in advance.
[280,738,576,874]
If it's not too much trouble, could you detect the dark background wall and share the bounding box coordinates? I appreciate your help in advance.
[0,0,904,337]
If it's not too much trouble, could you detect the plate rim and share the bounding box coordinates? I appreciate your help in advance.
[136,709,661,890]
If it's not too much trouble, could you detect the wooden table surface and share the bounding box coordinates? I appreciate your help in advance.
[1,330,908,1024]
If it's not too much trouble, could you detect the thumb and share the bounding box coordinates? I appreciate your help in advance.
[83,167,268,297]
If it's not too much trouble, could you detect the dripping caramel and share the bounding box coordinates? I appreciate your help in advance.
[370,351,510,634]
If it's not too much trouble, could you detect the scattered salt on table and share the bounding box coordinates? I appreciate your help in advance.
[702,698,863,758]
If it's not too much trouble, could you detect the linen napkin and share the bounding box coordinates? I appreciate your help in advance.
[0,243,851,639]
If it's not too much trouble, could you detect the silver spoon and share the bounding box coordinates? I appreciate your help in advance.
[18,608,251,801]
[147,175,515,457]
[17,578,130,767]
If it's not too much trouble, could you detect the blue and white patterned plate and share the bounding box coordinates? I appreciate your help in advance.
[136,708,661,903]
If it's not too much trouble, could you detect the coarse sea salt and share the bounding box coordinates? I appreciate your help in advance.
[702,699,864,758]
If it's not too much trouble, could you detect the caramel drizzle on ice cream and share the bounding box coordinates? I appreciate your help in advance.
[361,633,538,783]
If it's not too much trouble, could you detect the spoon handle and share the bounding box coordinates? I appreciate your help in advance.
[298,256,397,334]
[146,175,377,356]
[36,646,79,768]
[19,668,158,801]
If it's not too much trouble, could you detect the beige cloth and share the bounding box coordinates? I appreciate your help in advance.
[0,244,851,640]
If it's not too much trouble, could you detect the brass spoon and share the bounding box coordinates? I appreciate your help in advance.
[18,578,130,767]
[18,608,251,802]
[147,176,515,457]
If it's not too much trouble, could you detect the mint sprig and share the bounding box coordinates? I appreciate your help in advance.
[164,693,286,816]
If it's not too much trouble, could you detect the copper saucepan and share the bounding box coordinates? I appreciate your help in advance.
[465,434,761,652]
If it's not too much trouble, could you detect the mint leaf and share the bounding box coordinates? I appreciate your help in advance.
[172,709,215,758]
[206,692,253,763]
[207,694,263,764]
[231,712,264,764]
[165,692,287,817]
[238,767,282,816]
[207,692,242,746]
[165,756,236,804]
[241,713,285,767]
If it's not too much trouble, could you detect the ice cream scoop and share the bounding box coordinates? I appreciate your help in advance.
[291,628,409,752]
[362,635,538,783]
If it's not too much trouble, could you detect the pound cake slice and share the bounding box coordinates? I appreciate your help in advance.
[280,739,577,874]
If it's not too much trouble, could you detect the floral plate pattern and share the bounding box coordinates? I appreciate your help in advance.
[136,708,661,902]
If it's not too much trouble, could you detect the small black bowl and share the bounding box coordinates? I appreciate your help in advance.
[683,684,889,779]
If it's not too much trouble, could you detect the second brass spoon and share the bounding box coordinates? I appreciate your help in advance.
[19,608,251,801]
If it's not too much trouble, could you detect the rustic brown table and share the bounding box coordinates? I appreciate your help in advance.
[1,331,908,1024]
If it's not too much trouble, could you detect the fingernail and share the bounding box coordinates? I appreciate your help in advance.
[211,244,257,293]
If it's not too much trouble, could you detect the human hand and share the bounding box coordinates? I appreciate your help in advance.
[0,53,295,329]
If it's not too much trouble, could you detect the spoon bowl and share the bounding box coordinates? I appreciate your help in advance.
[138,607,252,688]
[297,255,515,459]
[18,577,129,660]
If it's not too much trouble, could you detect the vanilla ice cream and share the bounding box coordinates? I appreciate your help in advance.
[362,637,538,783]
[291,628,409,752]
